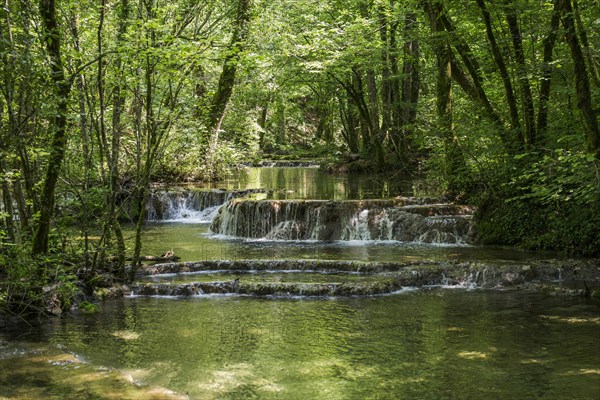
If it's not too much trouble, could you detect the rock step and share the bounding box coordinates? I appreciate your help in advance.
[128,259,600,297]
[210,199,476,243]
[129,280,402,297]
[140,271,387,284]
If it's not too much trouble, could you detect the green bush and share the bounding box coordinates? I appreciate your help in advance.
[0,246,81,316]
[476,150,600,256]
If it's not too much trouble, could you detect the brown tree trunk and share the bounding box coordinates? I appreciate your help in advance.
[205,0,252,175]
[340,85,360,154]
[378,3,392,139]
[572,0,600,87]
[434,2,509,150]
[257,105,268,150]
[560,0,600,158]
[537,0,561,142]
[425,1,466,195]
[32,0,71,256]
[398,12,420,163]
[109,0,129,277]
[503,0,536,147]
[476,0,521,142]
[1,160,16,242]
[366,69,384,166]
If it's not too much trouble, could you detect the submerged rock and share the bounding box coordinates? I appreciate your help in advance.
[129,258,600,298]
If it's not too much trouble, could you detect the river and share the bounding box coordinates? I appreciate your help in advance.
[1,166,598,399]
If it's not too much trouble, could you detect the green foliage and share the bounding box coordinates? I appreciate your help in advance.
[476,151,600,255]
[0,246,80,315]
[199,142,249,181]
[78,300,98,313]
[506,150,598,205]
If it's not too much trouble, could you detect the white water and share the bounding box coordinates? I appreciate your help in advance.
[211,200,475,244]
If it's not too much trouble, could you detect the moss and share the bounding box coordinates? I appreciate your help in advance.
[475,193,600,256]
[78,301,98,313]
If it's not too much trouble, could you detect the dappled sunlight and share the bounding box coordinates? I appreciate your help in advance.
[539,315,600,325]
[562,369,600,376]
[457,351,489,360]
[112,330,141,340]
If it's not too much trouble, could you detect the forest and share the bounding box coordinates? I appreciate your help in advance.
[1,0,599,315]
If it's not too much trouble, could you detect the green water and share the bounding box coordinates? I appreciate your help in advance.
[2,167,598,399]
[131,223,557,264]
[2,291,599,399]
[190,167,425,200]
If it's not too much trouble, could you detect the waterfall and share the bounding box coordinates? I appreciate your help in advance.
[146,189,265,223]
[210,199,475,244]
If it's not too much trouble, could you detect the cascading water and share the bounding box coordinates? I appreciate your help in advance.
[146,188,265,223]
[210,198,475,244]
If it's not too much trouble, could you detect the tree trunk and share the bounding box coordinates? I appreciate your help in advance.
[366,69,384,166]
[560,0,600,158]
[503,0,536,147]
[109,0,129,277]
[342,85,360,154]
[476,0,521,142]
[398,12,420,163]
[257,105,268,150]
[1,160,16,242]
[425,1,466,195]
[433,2,509,150]
[207,0,252,130]
[205,0,252,176]
[378,3,392,139]
[536,0,561,142]
[572,0,600,87]
[32,0,71,256]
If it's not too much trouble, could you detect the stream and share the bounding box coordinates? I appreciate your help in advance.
[1,166,599,399]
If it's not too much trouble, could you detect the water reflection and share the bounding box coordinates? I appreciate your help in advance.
[129,223,558,263]
[192,167,425,200]
[3,291,597,399]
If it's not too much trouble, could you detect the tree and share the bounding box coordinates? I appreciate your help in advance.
[560,0,600,158]
[32,0,71,257]
[204,0,252,178]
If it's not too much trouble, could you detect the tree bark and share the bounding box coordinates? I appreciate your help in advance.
[560,0,600,158]
[398,12,420,162]
[378,3,392,139]
[257,105,268,150]
[108,0,129,277]
[536,0,561,142]
[425,1,466,194]
[572,0,600,88]
[476,0,521,142]
[206,0,252,172]
[366,69,385,166]
[32,0,71,256]
[503,0,536,147]
[433,2,509,150]
[339,83,360,154]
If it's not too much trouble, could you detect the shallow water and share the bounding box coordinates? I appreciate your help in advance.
[130,223,558,264]
[189,167,423,200]
[2,167,598,399]
[2,291,599,399]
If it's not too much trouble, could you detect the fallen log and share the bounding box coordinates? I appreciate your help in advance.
[125,255,181,262]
